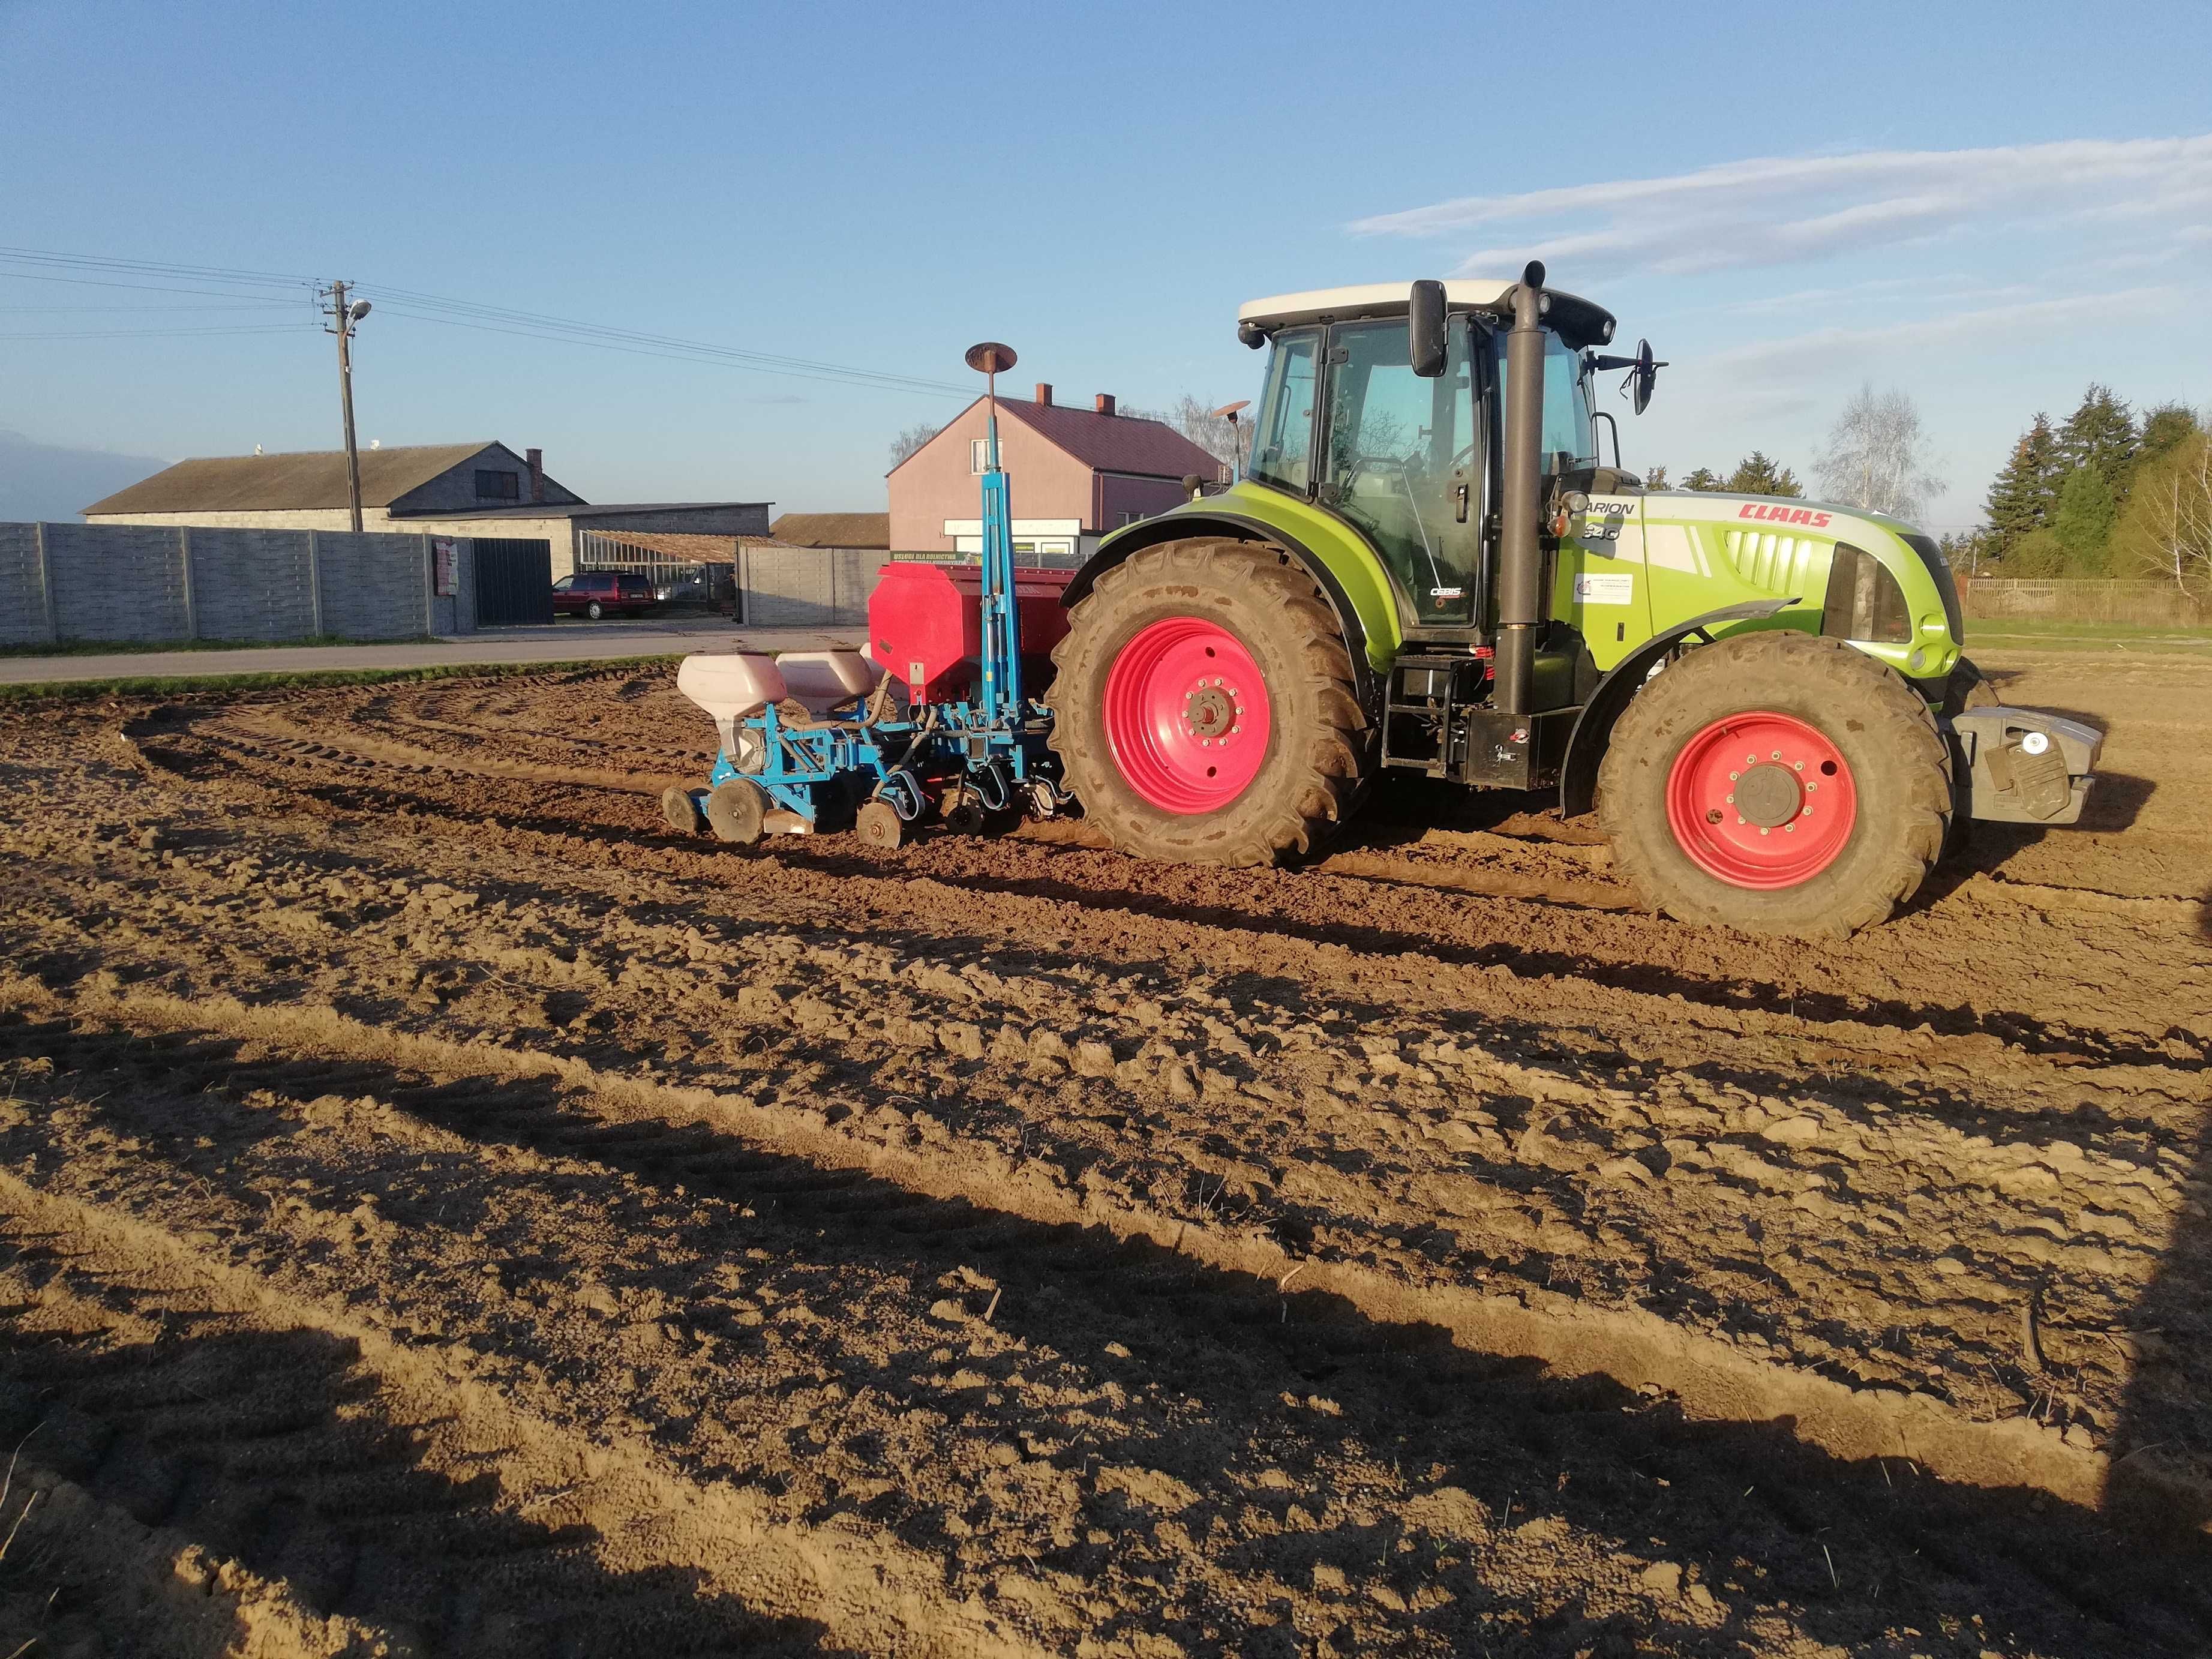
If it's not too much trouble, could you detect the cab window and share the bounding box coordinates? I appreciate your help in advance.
[1493,329,1595,472]
[1320,317,1480,626]
[1249,328,1320,496]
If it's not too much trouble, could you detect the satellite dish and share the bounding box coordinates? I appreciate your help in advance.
[964,341,1017,375]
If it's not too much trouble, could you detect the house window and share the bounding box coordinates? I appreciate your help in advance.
[1118,510,1142,527]
[475,469,521,501]
[971,439,1001,474]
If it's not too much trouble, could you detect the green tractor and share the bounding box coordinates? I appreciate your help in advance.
[1047,265,2102,937]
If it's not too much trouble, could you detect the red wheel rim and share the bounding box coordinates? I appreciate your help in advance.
[1102,617,1272,814]
[1665,711,1856,889]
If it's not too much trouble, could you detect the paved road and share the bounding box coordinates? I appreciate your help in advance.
[0,619,863,685]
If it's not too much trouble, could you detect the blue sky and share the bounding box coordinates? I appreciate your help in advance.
[2,0,2208,529]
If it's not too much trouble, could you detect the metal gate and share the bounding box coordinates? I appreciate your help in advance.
[472,538,553,626]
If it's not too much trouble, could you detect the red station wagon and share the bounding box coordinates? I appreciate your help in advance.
[552,571,658,619]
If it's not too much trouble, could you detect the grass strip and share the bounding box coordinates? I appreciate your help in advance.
[0,654,684,704]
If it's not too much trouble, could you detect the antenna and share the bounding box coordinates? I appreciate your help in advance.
[965,341,1017,470]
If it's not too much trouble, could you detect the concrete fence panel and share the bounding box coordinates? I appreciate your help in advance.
[0,523,50,646]
[737,545,887,629]
[43,522,190,642]
[313,532,431,640]
[187,529,318,641]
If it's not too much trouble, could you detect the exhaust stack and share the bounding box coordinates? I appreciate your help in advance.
[1494,260,1547,718]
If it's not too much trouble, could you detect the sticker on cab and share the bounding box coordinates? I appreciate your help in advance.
[1573,572,1635,606]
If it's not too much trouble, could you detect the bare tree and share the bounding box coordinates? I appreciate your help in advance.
[1814,383,1946,521]
[889,421,941,469]
[2116,432,2212,598]
[1124,396,1245,479]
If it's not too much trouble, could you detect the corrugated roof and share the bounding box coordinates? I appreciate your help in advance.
[83,443,503,515]
[396,501,768,521]
[770,511,889,548]
[996,398,1222,480]
[581,532,803,565]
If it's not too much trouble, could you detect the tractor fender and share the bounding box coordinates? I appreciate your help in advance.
[1063,514,1379,703]
[1559,598,1796,818]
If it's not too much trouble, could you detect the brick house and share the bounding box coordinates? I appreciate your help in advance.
[887,388,1222,562]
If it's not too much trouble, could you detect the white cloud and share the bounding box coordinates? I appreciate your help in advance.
[1350,137,2212,280]
[1700,287,2187,380]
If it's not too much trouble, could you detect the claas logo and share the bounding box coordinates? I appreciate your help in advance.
[1738,503,1833,529]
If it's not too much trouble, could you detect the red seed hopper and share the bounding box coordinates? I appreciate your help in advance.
[867,562,1075,703]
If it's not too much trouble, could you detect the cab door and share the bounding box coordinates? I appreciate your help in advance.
[1319,316,1481,628]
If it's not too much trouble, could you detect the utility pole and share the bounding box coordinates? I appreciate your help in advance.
[320,281,371,532]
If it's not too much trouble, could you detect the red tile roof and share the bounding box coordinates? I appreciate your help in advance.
[981,397,1221,481]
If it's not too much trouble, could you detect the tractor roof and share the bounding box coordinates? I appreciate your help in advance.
[1237,280,1617,352]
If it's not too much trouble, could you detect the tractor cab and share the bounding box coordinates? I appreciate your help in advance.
[1237,280,1616,640]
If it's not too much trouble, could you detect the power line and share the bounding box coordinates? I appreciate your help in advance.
[0,245,317,289]
[0,303,304,313]
[0,269,312,305]
[0,244,972,399]
[365,302,969,398]
[0,323,315,340]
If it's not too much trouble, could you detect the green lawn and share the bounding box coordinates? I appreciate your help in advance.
[1965,616,2212,653]
[0,634,432,659]
[0,654,683,703]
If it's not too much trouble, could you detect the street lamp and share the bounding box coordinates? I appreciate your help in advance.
[322,283,373,531]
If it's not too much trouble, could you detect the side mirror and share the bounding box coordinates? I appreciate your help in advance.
[1409,279,1448,377]
[1633,338,1664,415]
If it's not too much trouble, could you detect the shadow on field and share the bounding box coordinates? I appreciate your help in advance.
[7,1009,2211,1657]
[0,1306,833,1655]
[2108,1084,2212,1543]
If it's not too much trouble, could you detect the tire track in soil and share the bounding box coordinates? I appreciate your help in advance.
[8,783,2203,1504]
[119,703,2212,1075]
[4,1000,2212,1659]
[5,656,2210,1654]
[2,1004,2209,1657]
[0,1169,1042,1659]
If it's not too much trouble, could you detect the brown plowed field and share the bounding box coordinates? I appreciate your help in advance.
[0,649,2205,1657]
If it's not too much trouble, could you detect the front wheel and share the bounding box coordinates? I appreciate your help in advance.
[1598,630,1951,938]
[1047,539,1368,865]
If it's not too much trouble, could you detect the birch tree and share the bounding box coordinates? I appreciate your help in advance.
[2114,431,2212,598]
[1814,383,1946,520]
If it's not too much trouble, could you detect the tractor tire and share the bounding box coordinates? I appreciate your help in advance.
[1048,538,1368,865]
[704,778,769,845]
[1597,630,1952,938]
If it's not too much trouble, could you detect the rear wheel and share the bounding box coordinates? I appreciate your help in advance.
[586,599,604,621]
[1598,630,1951,937]
[1048,539,1368,865]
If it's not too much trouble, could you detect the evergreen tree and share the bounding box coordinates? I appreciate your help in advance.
[2133,403,2204,479]
[2056,383,2138,499]
[1983,413,2060,557]
[2052,466,2118,572]
[1725,451,1803,497]
[1680,466,1725,491]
